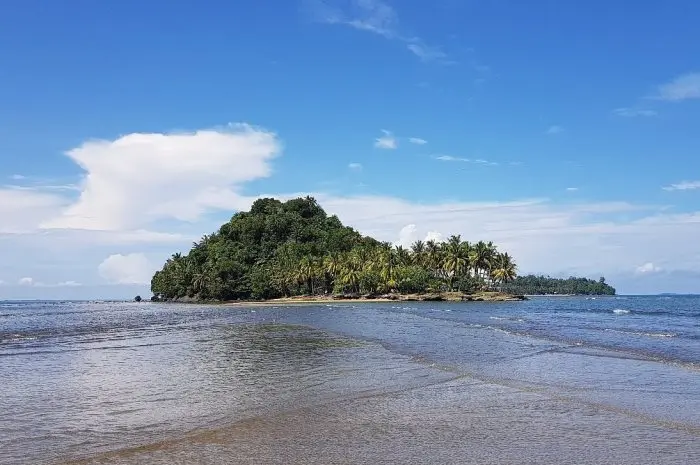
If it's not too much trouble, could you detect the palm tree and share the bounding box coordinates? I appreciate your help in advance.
[443,237,469,290]
[470,241,494,288]
[410,240,426,266]
[323,253,342,293]
[491,252,517,290]
[425,240,442,275]
[395,246,411,267]
[296,257,317,295]
[339,252,362,293]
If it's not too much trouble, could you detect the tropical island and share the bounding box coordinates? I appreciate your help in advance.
[150,197,615,303]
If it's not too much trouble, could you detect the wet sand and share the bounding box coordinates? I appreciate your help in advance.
[64,373,700,465]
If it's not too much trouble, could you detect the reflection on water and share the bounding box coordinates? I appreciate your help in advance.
[1,299,699,465]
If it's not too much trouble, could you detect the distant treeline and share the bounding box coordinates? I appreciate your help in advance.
[500,275,616,295]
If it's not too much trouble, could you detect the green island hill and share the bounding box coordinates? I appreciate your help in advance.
[150,197,615,303]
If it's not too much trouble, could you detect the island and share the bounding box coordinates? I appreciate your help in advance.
[150,197,614,303]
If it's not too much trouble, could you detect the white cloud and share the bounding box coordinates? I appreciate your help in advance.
[307,0,449,63]
[434,155,498,166]
[12,276,82,288]
[546,125,563,135]
[374,130,397,149]
[406,41,449,63]
[98,253,155,285]
[655,72,700,101]
[566,187,579,192]
[394,224,446,247]
[395,224,418,247]
[424,231,444,243]
[42,124,280,231]
[0,188,68,233]
[613,107,657,117]
[409,137,427,145]
[11,174,26,180]
[663,180,700,191]
[348,162,363,171]
[635,262,662,274]
[54,281,82,287]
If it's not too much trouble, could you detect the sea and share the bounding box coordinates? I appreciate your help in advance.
[1,296,699,464]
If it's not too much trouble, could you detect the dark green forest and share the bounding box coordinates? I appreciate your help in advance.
[151,197,614,301]
[151,197,518,301]
[501,275,615,295]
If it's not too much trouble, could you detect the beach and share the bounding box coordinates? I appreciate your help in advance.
[2,297,699,464]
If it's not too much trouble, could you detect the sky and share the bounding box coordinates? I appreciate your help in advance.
[1,0,699,298]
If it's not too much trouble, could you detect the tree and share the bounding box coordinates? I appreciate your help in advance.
[150,196,613,301]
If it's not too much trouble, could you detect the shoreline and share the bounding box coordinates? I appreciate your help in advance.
[163,291,529,307]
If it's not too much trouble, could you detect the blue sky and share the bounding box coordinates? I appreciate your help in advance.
[1,0,699,298]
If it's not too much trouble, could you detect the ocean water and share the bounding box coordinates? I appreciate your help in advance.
[1,296,699,464]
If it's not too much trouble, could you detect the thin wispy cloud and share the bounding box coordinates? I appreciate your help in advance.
[374,130,397,149]
[613,107,657,117]
[348,162,363,171]
[406,40,451,63]
[566,187,579,192]
[409,137,427,145]
[546,125,564,135]
[654,72,700,101]
[663,180,700,191]
[306,0,450,63]
[434,155,498,166]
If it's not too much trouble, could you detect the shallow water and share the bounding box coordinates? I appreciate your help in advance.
[1,296,699,464]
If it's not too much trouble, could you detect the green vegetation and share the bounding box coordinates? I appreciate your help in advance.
[150,197,519,301]
[500,275,616,295]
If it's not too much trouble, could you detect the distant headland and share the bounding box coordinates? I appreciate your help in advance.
[150,197,615,303]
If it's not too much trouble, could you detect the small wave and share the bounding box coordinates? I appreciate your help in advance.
[612,309,630,315]
[489,316,525,322]
[0,334,38,343]
[604,328,676,338]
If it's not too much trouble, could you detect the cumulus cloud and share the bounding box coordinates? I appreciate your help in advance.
[424,231,444,243]
[374,130,397,149]
[98,253,156,285]
[663,180,700,191]
[409,137,427,145]
[635,262,662,274]
[42,124,281,231]
[394,224,446,247]
[654,72,700,101]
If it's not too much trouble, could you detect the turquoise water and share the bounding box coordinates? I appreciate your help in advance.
[1,296,699,464]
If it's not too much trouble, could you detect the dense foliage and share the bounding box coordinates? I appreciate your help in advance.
[150,197,519,301]
[500,275,616,295]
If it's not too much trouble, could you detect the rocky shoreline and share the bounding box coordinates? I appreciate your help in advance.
[155,291,527,305]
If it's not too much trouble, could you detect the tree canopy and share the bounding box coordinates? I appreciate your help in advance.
[500,275,616,295]
[151,197,614,301]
